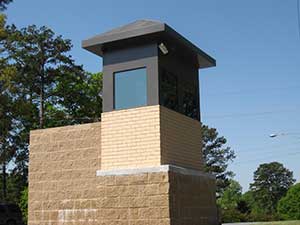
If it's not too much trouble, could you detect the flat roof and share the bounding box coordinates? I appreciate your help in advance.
[82,20,216,69]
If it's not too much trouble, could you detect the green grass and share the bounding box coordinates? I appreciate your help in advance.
[257,221,300,225]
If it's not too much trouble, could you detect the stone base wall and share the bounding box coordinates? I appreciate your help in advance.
[169,171,218,225]
[96,166,218,225]
[95,172,171,225]
[29,123,101,225]
[29,122,217,225]
[29,123,171,225]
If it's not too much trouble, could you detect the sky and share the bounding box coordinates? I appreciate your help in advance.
[6,0,300,191]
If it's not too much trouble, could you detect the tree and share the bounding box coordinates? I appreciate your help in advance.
[250,162,295,215]
[0,0,12,11]
[19,186,28,223]
[240,191,255,214]
[278,183,300,220]
[0,3,18,201]
[218,179,242,210]
[3,24,84,129]
[217,180,246,223]
[51,71,102,126]
[202,124,236,196]
[1,24,86,176]
[0,89,14,201]
[0,22,102,208]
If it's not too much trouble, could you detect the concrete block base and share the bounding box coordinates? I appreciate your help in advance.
[29,168,217,224]
[29,123,218,225]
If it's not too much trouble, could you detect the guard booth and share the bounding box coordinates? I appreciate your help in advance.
[83,20,218,224]
[82,20,215,120]
[28,20,218,225]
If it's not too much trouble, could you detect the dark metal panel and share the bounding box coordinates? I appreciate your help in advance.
[102,65,114,112]
[198,74,202,123]
[102,44,159,112]
[103,43,158,65]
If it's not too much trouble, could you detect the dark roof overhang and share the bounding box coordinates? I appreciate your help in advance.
[82,20,216,69]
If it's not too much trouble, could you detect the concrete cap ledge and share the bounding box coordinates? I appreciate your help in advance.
[96,165,215,179]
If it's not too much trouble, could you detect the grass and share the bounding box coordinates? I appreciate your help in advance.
[257,221,300,225]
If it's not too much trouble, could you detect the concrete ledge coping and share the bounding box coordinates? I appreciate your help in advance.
[96,165,215,179]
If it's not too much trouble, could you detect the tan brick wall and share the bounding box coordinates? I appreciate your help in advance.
[96,172,171,225]
[100,106,161,170]
[100,105,203,171]
[29,123,171,225]
[160,106,204,170]
[29,123,101,225]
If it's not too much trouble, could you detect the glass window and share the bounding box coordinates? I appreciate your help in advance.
[114,68,147,110]
[159,67,199,120]
[183,87,198,120]
[160,69,178,111]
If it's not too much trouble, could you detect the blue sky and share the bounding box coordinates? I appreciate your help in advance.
[6,0,300,191]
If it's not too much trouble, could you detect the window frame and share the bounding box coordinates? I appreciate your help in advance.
[113,66,148,110]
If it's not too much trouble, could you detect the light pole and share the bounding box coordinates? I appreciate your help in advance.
[269,133,287,138]
[269,133,300,139]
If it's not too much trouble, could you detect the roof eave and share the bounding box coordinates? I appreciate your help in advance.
[164,25,216,69]
[82,22,166,57]
[82,20,216,69]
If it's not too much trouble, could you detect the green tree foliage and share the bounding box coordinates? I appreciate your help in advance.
[240,191,255,214]
[51,71,102,126]
[218,179,242,210]
[0,0,12,11]
[250,162,295,215]
[19,186,28,223]
[278,183,300,220]
[0,172,25,202]
[202,124,236,196]
[0,21,102,216]
[0,2,20,201]
[218,180,244,223]
[1,23,102,173]
[239,191,272,222]
[3,24,85,129]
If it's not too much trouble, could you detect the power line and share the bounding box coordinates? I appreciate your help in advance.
[238,146,300,157]
[234,150,300,166]
[202,108,300,119]
[238,141,300,155]
[203,85,300,97]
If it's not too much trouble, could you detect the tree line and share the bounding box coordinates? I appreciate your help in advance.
[218,161,299,222]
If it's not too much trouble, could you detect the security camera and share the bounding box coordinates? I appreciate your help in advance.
[159,43,169,55]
